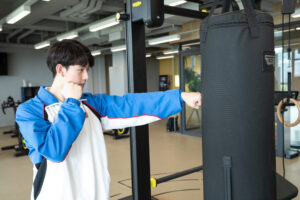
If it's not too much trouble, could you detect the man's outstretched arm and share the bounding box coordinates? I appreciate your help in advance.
[86,89,201,130]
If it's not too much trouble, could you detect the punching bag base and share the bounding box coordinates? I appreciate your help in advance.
[277,173,298,200]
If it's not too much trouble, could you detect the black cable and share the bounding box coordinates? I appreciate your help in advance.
[282,14,284,91]
[282,109,286,178]
[281,13,286,178]
[288,14,291,61]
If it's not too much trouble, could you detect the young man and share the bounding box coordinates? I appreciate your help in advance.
[16,39,201,200]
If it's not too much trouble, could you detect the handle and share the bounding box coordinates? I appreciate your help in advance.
[277,98,300,127]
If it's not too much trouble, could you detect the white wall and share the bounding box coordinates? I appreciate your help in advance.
[108,52,160,96]
[146,57,159,92]
[85,55,106,94]
[109,51,128,96]
[0,47,52,127]
[108,52,160,95]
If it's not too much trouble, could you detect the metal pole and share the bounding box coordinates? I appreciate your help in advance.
[126,0,151,199]
[156,166,203,185]
[179,45,186,134]
[164,5,208,19]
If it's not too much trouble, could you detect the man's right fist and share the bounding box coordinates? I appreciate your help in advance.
[61,82,83,100]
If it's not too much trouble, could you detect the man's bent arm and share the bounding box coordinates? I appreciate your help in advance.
[16,98,85,164]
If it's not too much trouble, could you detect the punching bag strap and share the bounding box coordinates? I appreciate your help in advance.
[207,0,221,18]
[240,0,259,38]
[201,0,221,42]
[207,0,259,38]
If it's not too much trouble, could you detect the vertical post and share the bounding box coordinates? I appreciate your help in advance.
[288,72,291,98]
[179,45,186,133]
[126,0,151,199]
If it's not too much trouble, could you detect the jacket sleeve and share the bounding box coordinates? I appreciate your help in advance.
[89,89,184,130]
[16,98,86,163]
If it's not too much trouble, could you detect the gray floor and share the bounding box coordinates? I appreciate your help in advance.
[0,120,300,200]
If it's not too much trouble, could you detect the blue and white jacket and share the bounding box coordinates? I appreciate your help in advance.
[16,86,183,200]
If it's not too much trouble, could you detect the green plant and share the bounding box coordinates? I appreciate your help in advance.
[184,68,201,92]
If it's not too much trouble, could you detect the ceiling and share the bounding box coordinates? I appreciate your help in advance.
[0,0,295,50]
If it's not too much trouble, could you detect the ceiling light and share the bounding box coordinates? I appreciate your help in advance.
[91,50,101,56]
[0,25,2,32]
[111,45,126,52]
[34,41,50,49]
[163,49,179,55]
[292,9,300,18]
[148,34,181,45]
[6,5,31,24]
[275,29,292,33]
[42,0,51,1]
[182,41,200,47]
[165,0,187,6]
[296,27,300,31]
[57,31,78,41]
[146,53,151,57]
[89,16,120,32]
[156,55,174,60]
[293,14,300,18]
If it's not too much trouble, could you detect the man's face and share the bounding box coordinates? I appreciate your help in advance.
[62,64,89,88]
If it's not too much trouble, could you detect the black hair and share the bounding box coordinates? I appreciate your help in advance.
[46,39,94,77]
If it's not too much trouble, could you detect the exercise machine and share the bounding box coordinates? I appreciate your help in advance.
[1,96,28,157]
[122,0,207,199]
[104,128,130,140]
[1,96,17,136]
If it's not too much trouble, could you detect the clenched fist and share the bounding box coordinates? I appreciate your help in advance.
[61,82,83,100]
[181,92,202,109]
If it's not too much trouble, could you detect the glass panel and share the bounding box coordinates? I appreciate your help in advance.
[294,49,300,59]
[275,47,291,91]
[294,60,300,77]
[183,54,202,133]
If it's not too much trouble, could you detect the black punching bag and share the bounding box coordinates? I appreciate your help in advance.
[200,0,276,199]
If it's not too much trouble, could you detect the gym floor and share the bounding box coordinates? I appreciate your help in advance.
[1,119,300,200]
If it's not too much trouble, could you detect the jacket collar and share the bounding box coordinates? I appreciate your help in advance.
[37,86,59,106]
[37,86,87,106]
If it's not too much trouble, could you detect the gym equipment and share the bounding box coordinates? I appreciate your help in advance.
[201,0,297,199]
[104,128,130,139]
[282,0,295,15]
[124,0,207,199]
[275,73,300,159]
[1,96,28,157]
[166,116,179,132]
[1,96,17,136]
[21,86,40,101]
[124,0,298,199]
[277,98,300,127]
[275,90,299,159]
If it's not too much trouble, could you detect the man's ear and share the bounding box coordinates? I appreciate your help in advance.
[56,64,65,77]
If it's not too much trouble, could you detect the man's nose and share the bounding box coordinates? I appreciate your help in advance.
[83,69,89,80]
